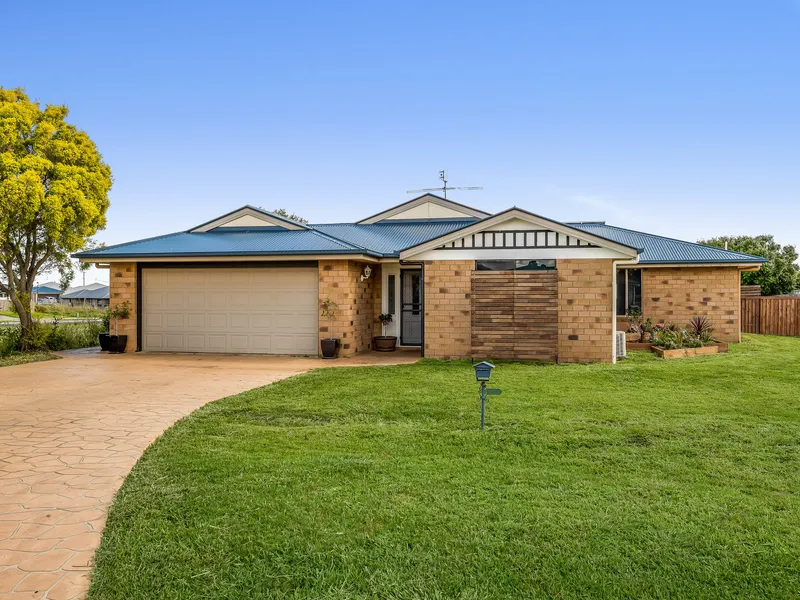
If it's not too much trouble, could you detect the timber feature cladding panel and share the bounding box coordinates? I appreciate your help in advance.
[471,270,558,361]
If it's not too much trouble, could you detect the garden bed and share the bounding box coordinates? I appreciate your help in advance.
[650,342,729,359]
[627,342,654,351]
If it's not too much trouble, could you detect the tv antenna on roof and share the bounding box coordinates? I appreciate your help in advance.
[406,170,483,199]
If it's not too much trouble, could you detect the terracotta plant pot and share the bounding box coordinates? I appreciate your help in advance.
[320,338,339,359]
[373,336,397,352]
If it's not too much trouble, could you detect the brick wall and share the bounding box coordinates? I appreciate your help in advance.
[108,262,138,352]
[642,267,740,343]
[318,260,380,357]
[557,259,614,363]
[424,260,473,359]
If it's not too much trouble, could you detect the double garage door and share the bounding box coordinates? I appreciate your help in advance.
[142,266,318,355]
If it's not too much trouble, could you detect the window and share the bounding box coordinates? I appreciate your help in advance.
[387,274,396,315]
[476,259,556,271]
[616,268,642,315]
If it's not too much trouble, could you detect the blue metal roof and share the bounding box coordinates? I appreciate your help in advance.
[312,219,477,256]
[32,285,61,295]
[569,223,767,264]
[76,229,364,258]
[62,286,109,300]
[74,209,766,265]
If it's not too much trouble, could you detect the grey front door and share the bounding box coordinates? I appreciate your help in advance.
[400,270,422,346]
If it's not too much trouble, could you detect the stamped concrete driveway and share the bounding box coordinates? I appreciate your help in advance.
[0,349,419,599]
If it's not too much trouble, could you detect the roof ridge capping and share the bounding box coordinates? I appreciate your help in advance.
[307,228,374,253]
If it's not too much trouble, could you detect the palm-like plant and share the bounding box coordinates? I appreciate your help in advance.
[689,316,715,343]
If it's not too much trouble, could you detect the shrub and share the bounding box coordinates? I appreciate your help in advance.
[36,304,107,318]
[0,326,22,356]
[689,316,715,343]
[626,308,654,342]
[651,326,704,350]
[0,321,103,356]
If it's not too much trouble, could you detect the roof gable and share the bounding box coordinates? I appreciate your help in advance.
[190,206,309,232]
[399,207,640,259]
[357,194,490,224]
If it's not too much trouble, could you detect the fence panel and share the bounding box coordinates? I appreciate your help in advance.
[741,297,800,337]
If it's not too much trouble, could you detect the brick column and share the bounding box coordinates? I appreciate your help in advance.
[557,259,614,363]
[109,262,138,352]
[424,260,473,359]
[318,260,379,357]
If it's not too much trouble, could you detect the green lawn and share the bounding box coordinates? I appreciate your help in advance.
[90,335,800,599]
[0,351,58,367]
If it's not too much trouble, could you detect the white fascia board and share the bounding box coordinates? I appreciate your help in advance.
[400,208,640,259]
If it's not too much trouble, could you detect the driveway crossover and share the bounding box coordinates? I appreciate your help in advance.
[0,349,418,599]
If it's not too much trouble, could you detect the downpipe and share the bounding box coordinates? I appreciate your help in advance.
[612,256,640,364]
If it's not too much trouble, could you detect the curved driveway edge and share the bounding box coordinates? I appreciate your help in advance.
[0,348,418,599]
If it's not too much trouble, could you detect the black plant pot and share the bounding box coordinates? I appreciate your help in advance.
[98,332,112,352]
[320,338,339,359]
[108,335,128,354]
[373,336,398,352]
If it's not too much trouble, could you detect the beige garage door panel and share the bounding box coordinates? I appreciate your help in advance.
[142,267,319,354]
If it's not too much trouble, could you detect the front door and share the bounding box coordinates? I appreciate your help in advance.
[400,270,422,346]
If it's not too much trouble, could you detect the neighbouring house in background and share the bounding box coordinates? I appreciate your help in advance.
[32,282,63,304]
[74,195,766,362]
[61,283,110,308]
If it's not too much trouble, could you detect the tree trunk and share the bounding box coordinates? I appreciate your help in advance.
[9,285,38,352]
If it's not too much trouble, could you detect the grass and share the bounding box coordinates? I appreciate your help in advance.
[90,335,800,599]
[0,351,58,368]
[0,308,105,320]
[0,310,49,319]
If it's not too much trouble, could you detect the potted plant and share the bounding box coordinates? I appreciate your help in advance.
[373,313,397,352]
[320,298,340,359]
[98,309,112,351]
[108,300,131,354]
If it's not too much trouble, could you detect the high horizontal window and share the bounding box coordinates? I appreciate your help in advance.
[475,259,556,271]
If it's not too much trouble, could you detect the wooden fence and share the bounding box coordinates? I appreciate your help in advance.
[740,285,761,297]
[741,297,800,336]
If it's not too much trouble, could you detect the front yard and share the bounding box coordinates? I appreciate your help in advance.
[90,335,800,599]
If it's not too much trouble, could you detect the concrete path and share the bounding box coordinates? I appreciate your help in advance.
[0,348,419,599]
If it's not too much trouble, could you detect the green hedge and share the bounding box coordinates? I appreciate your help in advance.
[0,321,104,356]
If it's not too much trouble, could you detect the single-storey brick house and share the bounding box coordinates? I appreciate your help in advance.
[75,195,765,363]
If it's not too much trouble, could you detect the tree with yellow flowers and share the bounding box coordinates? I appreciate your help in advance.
[0,88,112,350]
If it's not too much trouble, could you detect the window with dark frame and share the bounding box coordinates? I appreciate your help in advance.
[387,274,396,315]
[617,268,642,315]
[475,259,557,271]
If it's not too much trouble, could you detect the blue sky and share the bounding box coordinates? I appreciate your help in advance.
[6,1,799,284]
